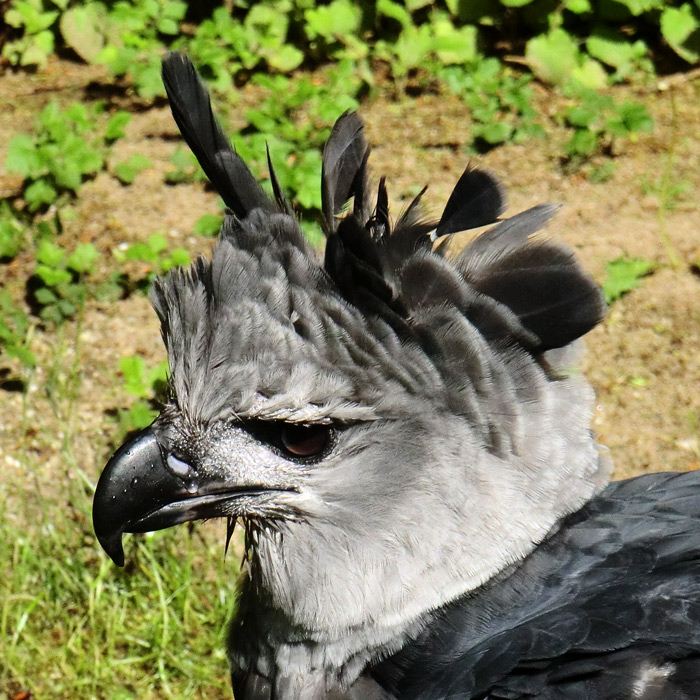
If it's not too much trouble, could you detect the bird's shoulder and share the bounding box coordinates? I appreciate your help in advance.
[372,470,700,699]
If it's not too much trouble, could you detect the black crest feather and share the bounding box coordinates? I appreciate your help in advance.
[161,52,274,220]
[162,52,606,366]
[321,111,370,232]
[435,166,507,237]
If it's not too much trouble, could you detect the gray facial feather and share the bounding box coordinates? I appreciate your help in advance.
[153,206,610,691]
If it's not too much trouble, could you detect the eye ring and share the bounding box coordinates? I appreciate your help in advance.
[279,423,333,460]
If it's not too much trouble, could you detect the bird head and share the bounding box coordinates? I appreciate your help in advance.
[93,53,610,653]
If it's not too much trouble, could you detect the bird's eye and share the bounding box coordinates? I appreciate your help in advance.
[280,424,332,459]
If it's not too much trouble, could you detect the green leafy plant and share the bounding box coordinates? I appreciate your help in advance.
[113,233,190,292]
[181,4,304,94]
[29,237,99,325]
[117,354,169,431]
[602,256,655,303]
[438,58,545,151]
[0,203,28,261]
[96,0,187,98]
[6,103,131,211]
[194,213,224,237]
[304,0,367,62]
[0,289,35,369]
[238,61,363,216]
[164,146,205,184]
[2,0,63,68]
[113,153,152,184]
[661,3,700,64]
[374,4,478,89]
[561,87,653,173]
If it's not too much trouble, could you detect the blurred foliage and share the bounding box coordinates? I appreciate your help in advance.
[2,0,698,85]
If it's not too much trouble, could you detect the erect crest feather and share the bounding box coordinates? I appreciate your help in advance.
[155,52,606,428]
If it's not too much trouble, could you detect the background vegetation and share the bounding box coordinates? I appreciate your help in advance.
[1,1,699,698]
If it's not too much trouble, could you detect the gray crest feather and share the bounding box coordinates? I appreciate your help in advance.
[155,53,607,427]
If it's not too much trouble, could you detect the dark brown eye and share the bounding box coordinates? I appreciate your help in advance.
[280,424,331,459]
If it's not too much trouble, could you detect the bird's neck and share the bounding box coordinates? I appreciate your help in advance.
[229,377,611,693]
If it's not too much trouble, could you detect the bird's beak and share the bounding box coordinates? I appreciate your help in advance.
[93,427,252,567]
[93,428,188,566]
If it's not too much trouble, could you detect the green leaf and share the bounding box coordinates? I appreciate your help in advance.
[615,101,653,133]
[36,239,65,266]
[21,30,54,67]
[377,0,413,28]
[34,286,59,306]
[36,264,72,287]
[565,0,592,13]
[145,359,169,390]
[602,257,655,303]
[9,2,58,33]
[391,23,433,75]
[526,29,580,85]
[661,4,700,64]
[146,234,167,254]
[0,210,24,260]
[433,23,478,64]
[59,4,107,63]
[6,343,36,369]
[405,0,432,9]
[587,28,639,70]
[267,45,304,73]
[305,0,360,39]
[25,179,58,211]
[565,128,599,156]
[163,1,187,20]
[67,243,99,274]
[570,58,607,88]
[128,400,158,429]
[157,17,180,35]
[501,0,534,6]
[105,111,131,141]
[194,213,223,236]
[301,220,324,248]
[478,121,513,144]
[162,249,191,271]
[113,154,152,184]
[120,355,147,397]
[64,136,103,176]
[566,104,597,128]
[6,133,41,176]
[614,0,665,15]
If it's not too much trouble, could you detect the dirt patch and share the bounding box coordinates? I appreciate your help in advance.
[1,59,699,509]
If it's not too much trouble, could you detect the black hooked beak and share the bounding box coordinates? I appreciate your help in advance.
[93,428,245,566]
[92,428,193,566]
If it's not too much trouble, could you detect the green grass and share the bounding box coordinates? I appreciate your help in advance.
[0,486,237,699]
[0,325,238,700]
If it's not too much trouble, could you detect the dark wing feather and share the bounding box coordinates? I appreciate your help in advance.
[435,166,507,237]
[373,471,700,700]
[161,52,274,220]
